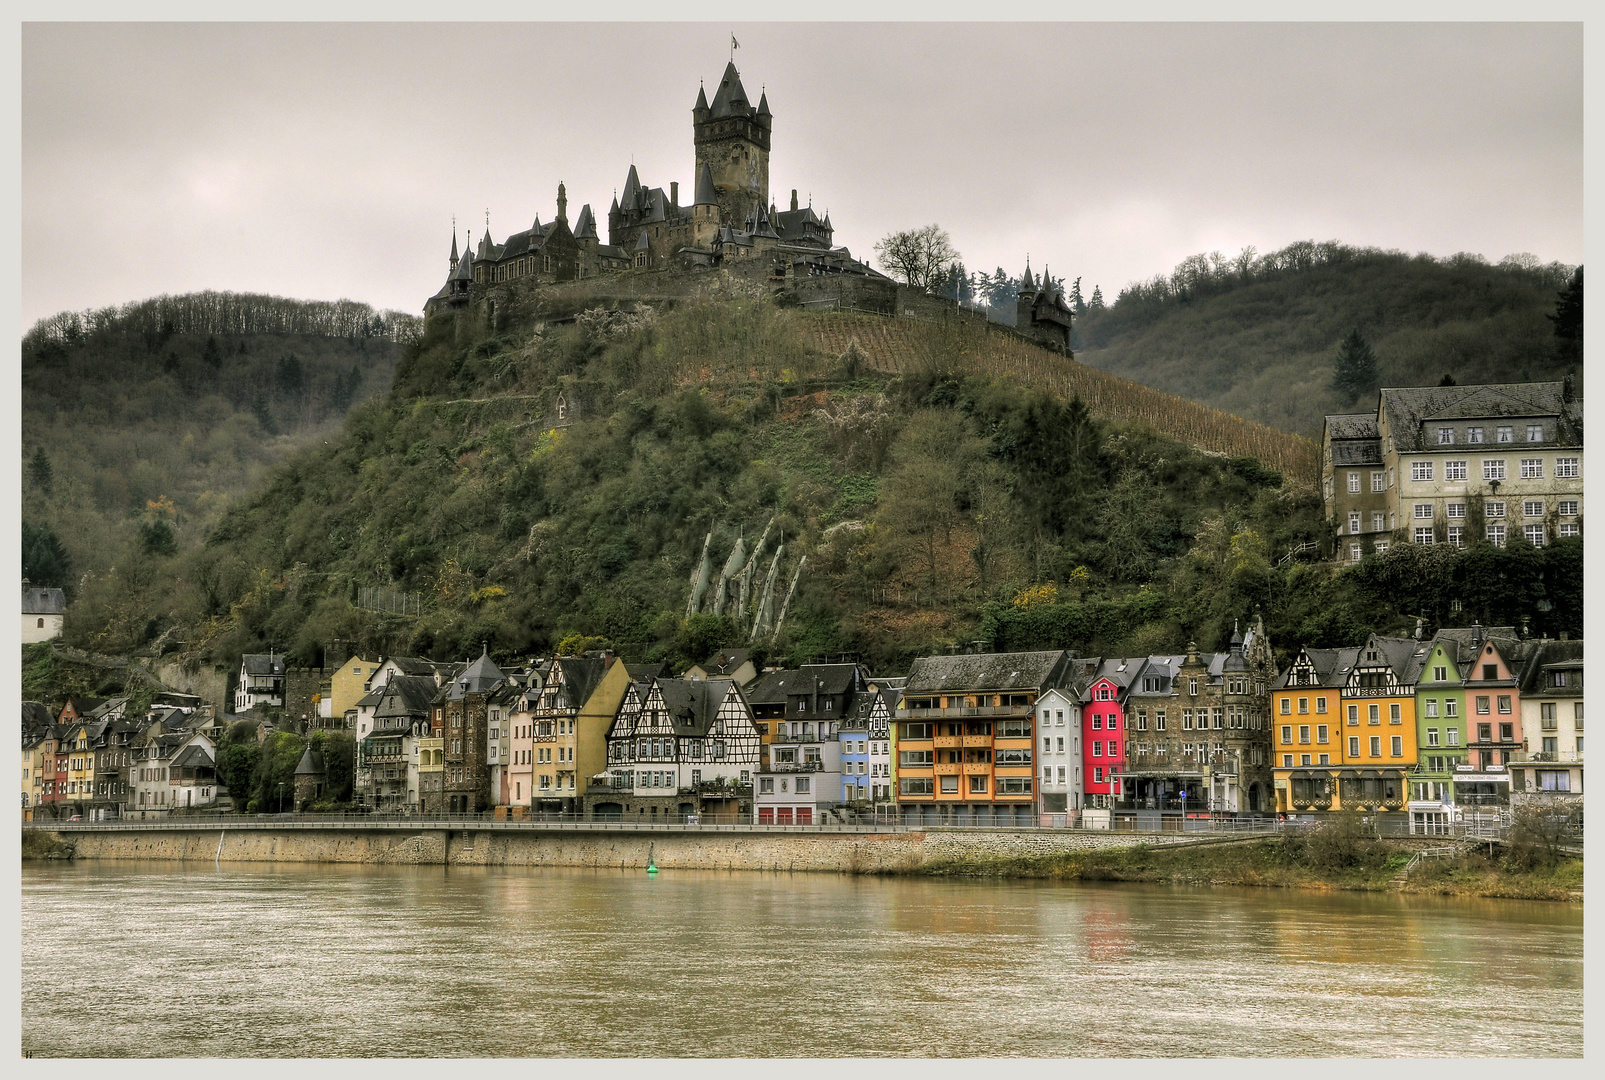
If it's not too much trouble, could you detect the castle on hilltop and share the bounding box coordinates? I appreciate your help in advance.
[425,61,1073,353]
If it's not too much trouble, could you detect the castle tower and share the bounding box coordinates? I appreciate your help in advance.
[1017,260,1037,328]
[556,181,568,225]
[694,62,771,226]
[692,161,720,248]
[449,228,459,274]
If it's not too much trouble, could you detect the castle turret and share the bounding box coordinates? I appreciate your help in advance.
[1017,260,1037,328]
[449,229,459,273]
[694,61,771,227]
[556,181,568,225]
[693,81,709,124]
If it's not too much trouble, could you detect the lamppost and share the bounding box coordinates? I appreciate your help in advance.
[277,781,285,814]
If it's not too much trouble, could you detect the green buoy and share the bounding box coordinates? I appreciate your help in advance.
[646,842,658,875]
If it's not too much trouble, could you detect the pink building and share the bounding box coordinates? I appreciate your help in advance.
[1081,659,1134,807]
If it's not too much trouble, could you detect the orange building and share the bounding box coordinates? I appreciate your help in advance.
[1274,636,1422,816]
[893,650,1078,827]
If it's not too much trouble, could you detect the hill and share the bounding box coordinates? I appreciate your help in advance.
[21,291,420,595]
[1073,242,1580,437]
[49,281,1580,681]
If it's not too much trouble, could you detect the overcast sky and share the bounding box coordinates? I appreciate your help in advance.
[20,21,1582,329]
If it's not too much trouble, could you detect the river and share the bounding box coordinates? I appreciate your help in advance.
[21,861,1582,1057]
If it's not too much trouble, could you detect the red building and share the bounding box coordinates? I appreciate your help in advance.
[1081,660,1134,807]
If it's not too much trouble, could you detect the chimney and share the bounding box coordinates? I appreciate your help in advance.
[791,189,799,212]
[1414,618,1424,640]
[670,181,678,207]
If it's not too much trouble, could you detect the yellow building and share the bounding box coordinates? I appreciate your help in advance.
[328,655,382,724]
[1274,636,1422,815]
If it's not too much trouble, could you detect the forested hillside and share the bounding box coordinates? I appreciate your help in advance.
[20,292,420,596]
[52,283,1580,679]
[1070,242,1580,437]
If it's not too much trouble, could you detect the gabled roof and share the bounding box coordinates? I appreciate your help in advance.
[697,649,752,677]
[22,582,65,615]
[241,654,286,676]
[372,675,440,720]
[790,663,863,697]
[171,743,215,769]
[1517,639,1585,695]
[905,650,1073,694]
[634,231,651,251]
[654,678,738,736]
[551,656,607,711]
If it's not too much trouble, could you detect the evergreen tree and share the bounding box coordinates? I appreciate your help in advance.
[252,392,278,435]
[275,353,304,394]
[1070,276,1085,314]
[22,521,71,588]
[1549,265,1582,362]
[1439,373,1457,386]
[27,447,52,493]
[1088,285,1104,310]
[203,334,224,369]
[1330,328,1379,403]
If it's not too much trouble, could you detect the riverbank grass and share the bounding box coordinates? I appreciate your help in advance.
[21,831,76,861]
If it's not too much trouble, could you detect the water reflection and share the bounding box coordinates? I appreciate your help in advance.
[22,862,1581,1058]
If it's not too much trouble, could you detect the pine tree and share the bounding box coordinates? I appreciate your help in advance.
[203,334,223,369]
[1070,276,1085,314]
[1088,285,1104,311]
[1331,328,1380,403]
[27,447,52,493]
[1549,265,1582,362]
[252,392,278,435]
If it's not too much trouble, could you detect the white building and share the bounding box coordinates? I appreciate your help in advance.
[234,653,287,712]
[1035,687,1082,822]
[21,580,65,643]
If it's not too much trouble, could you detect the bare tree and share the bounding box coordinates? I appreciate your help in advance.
[874,224,959,291]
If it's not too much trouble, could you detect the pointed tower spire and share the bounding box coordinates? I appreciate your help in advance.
[556,180,568,224]
[449,221,459,272]
[695,161,718,206]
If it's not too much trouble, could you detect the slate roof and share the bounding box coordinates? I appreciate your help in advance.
[1380,382,1581,452]
[448,649,505,700]
[551,656,607,711]
[170,743,215,769]
[743,669,793,706]
[1517,639,1585,695]
[294,747,325,776]
[22,582,65,615]
[708,61,752,119]
[241,654,287,677]
[793,663,862,697]
[904,650,1073,694]
[694,162,717,206]
[697,649,752,677]
[372,676,439,721]
[654,678,736,736]
[573,204,598,240]
[1324,413,1379,440]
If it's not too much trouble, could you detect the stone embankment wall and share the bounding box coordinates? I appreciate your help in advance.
[51,826,1207,873]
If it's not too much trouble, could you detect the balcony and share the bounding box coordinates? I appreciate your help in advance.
[961,735,993,748]
[769,732,835,745]
[934,763,959,775]
[899,704,1031,719]
[933,736,961,749]
[962,762,991,775]
[1511,750,1584,764]
[764,760,825,773]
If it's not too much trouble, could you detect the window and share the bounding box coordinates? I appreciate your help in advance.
[1446,525,1464,547]
[1375,540,1390,554]
[1486,524,1506,546]
[899,777,932,795]
[795,777,810,794]
[1516,460,1544,482]
[1558,523,1579,537]
[1556,457,1579,478]
[1317,725,1328,744]
[1281,725,1292,745]
[1558,500,1579,516]
[1349,542,1362,562]
[1412,503,1433,520]
[1414,527,1435,544]
[1445,460,1468,481]
[1372,511,1386,533]
[1496,426,1513,443]
[1445,502,1465,519]
[1368,704,1380,724]
[1447,727,1460,746]
[1092,767,1103,784]
[1369,736,1381,757]
[1411,462,1433,482]
[1537,770,1570,792]
[1497,696,1511,714]
[1438,428,1454,445]
[1182,710,1193,730]
[1483,459,1506,481]
[1299,725,1310,745]
[1347,705,1359,725]
[1372,471,1386,492]
[1391,736,1403,757]
[1526,424,1543,442]
[1092,740,1102,758]
[1523,524,1545,547]
[1348,512,1361,534]
[1280,698,1291,715]
[1348,737,1359,758]
[1188,678,1198,696]
[1283,754,1293,768]
[1316,698,1327,714]
[1425,699,1438,718]
[1298,698,1309,715]
[1427,728,1439,746]
[1347,472,1360,493]
[1390,704,1401,723]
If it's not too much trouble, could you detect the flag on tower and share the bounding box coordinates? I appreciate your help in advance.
[731,34,739,51]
